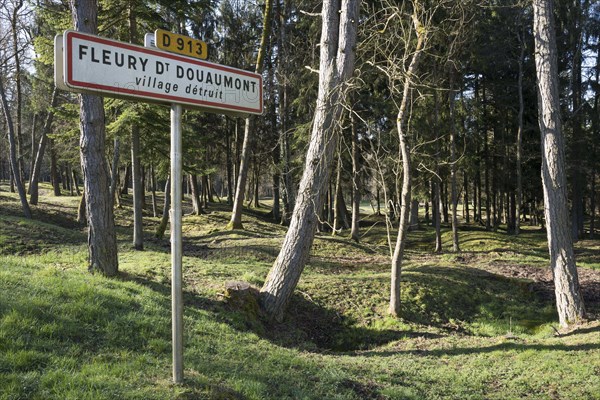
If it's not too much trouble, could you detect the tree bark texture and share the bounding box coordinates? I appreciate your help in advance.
[70,0,118,276]
[533,0,586,327]
[260,0,360,321]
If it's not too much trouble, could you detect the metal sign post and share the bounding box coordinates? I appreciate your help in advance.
[170,103,183,383]
[55,29,263,386]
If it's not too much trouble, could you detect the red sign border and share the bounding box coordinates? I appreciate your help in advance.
[64,30,263,115]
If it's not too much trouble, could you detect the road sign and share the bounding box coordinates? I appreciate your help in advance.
[54,29,264,385]
[155,29,208,60]
[56,30,262,116]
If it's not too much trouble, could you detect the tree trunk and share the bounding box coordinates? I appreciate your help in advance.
[272,170,281,222]
[433,91,442,253]
[67,165,73,195]
[533,0,586,327]
[11,1,26,186]
[449,85,460,252]
[332,148,346,235]
[482,82,491,231]
[442,180,449,224]
[226,124,234,205]
[49,138,61,196]
[350,110,360,242]
[570,0,585,242]
[229,0,274,229]
[464,173,470,224]
[409,199,419,231]
[129,3,143,251]
[590,50,600,239]
[77,192,87,224]
[516,28,525,235]
[150,164,158,217]
[29,113,38,190]
[155,176,171,239]
[207,175,216,203]
[278,0,295,225]
[72,169,81,196]
[202,175,211,208]
[70,0,119,276]
[30,88,59,205]
[0,75,31,218]
[132,125,144,250]
[109,138,120,207]
[253,167,260,208]
[389,12,426,317]
[120,164,131,196]
[62,166,69,191]
[190,174,203,215]
[591,174,596,239]
[260,0,360,321]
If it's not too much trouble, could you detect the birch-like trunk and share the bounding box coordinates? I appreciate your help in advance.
[389,12,425,316]
[533,0,586,327]
[260,0,360,321]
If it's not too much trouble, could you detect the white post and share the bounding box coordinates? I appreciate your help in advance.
[170,103,183,383]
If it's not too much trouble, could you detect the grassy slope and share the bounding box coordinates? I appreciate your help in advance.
[1,187,599,399]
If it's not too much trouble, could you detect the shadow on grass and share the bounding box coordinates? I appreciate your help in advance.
[399,265,556,330]
[558,323,600,337]
[358,340,600,358]
[574,246,600,264]
[190,263,562,353]
[0,214,86,256]
[118,271,224,314]
[259,293,443,353]
[314,235,378,254]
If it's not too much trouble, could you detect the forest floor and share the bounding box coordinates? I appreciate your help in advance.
[1,183,599,399]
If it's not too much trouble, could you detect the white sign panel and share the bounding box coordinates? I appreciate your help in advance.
[58,30,263,116]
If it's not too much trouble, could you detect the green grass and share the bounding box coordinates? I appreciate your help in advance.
[1,185,599,399]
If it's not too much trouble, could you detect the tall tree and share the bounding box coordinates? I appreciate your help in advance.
[388,4,426,317]
[69,0,118,276]
[0,70,31,218]
[533,0,586,327]
[260,0,361,321]
[129,2,143,251]
[228,0,273,229]
[29,88,58,205]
